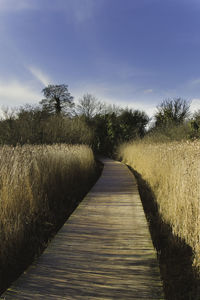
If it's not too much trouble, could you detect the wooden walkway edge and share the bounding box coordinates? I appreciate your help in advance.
[1,158,164,299]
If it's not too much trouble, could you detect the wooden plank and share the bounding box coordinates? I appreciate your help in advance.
[1,158,164,299]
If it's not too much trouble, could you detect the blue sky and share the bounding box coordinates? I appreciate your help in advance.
[0,0,200,116]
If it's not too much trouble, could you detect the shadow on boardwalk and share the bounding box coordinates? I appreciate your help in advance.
[131,167,200,300]
[1,158,164,299]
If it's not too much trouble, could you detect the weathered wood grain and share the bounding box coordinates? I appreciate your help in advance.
[1,158,164,299]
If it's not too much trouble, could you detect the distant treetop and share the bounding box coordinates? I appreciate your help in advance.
[40,84,74,115]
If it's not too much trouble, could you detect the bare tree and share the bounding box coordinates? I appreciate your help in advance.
[0,106,17,120]
[77,94,105,119]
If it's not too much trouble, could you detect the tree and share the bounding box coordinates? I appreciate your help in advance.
[189,109,200,138]
[119,109,149,139]
[16,105,48,144]
[77,94,105,119]
[40,84,74,115]
[90,108,149,155]
[155,98,190,127]
[193,110,200,128]
[91,113,118,155]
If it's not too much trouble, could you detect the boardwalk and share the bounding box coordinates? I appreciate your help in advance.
[1,158,164,299]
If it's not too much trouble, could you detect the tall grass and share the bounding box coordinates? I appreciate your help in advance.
[0,144,96,292]
[118,140,200,268]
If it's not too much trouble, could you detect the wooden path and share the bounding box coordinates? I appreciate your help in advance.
[1,158,164,299]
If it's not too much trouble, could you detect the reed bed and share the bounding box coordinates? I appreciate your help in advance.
[118,140,200,268]
[0,144,96,292]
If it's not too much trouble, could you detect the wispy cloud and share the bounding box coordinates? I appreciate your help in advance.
[0,80,40,106]
[96,59,155,81]
[28,66,51,86]
[103,96,157,117]
[144,89,153,94]
[0,0,36,12]
[65,0,97,23]
[71,80,157,117]
[189,78,200,85]
[71,0,96,23]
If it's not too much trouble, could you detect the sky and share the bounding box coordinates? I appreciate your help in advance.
[0,0,200,117]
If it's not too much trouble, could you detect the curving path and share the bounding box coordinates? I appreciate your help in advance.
[1,158,164,299]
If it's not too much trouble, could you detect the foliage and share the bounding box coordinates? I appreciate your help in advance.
[193,109,200,126]
[146,122,192,142]
[0,103,150,154]
[0,82,150,153]
[84,108,149,155]
[40,84,74,115]
[154,98,190,127]
[41,115,94,144]
[4,84,200,154]
[0,105,93,146]
[119,109,149,140]
[189,110,200,138]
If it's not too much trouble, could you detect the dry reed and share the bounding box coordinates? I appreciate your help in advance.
[118,140,200,268]
[0,144,96,292]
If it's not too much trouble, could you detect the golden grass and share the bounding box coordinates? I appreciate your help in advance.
[118,140,200,268]
[0,144,96,291]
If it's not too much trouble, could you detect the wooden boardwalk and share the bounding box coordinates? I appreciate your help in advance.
[1,158,164,299]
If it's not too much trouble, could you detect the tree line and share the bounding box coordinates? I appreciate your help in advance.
[0,84,200,154]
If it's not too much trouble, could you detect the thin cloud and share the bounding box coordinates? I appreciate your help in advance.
[61,0,99,23]
[0,80,40,106]
[71,81,157,117]
[102,96,156,117]
[28,66,51,86]
[0,0,35,12]
[144,89,153,94]
[71,0,95,22]
[190,78,200,85]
